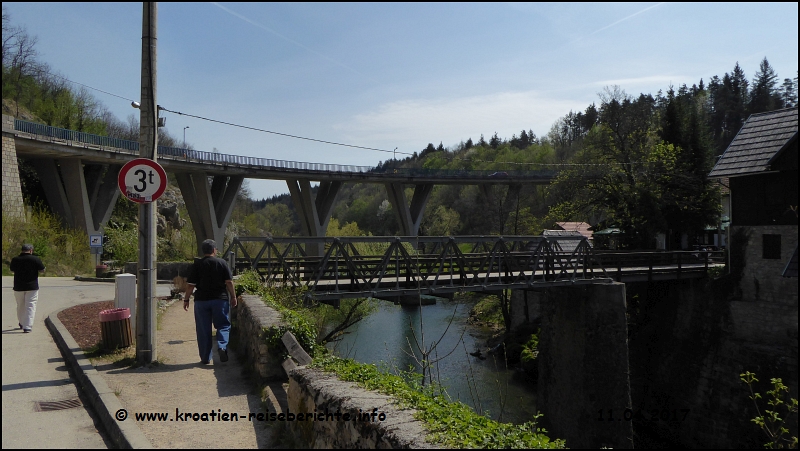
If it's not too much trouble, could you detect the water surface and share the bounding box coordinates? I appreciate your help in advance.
[327,296,538,424]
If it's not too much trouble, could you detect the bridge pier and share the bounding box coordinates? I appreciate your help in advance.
[28,158,121,236]
[1,115,24,218]
[385,183,433,236]
[537,282,633,448]
[287,179,342,256]
[176,172,243,254]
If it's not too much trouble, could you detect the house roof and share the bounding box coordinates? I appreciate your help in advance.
[554,221,593,239]
[708,107,798,178]
[543,230,586,254]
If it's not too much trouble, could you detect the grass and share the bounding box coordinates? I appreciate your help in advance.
[313,355,565,449]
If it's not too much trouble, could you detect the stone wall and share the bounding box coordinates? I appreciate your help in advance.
[287,367,435,449]
[735,225,798,306]
[231,294,438,448]
[230,294,287,382]
[626,273,798,448]
[2,114,24,218]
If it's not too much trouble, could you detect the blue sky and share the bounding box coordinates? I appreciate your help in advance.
[4,2,798,199]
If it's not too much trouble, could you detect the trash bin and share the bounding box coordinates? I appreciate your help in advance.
[100,308,133,350]
[95,264,108,278]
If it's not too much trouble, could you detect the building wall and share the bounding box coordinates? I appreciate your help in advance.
[734,225,798,306]
[731,171,798,226]
[2,114,24,218]
[625,223,798,447]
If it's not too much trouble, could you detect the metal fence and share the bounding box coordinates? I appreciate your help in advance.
[13,119,557,178]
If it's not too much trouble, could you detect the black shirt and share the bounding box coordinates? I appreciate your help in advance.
[10,253,45,291]
[187,256,232,301]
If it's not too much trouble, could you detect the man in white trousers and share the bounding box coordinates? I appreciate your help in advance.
[10,244,45,333]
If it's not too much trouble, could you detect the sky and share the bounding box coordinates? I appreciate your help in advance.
[4,2,798,200]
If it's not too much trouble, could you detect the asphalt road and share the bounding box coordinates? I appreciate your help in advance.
[0,276,168,449]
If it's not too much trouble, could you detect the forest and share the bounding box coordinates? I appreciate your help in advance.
[3,8,798,261]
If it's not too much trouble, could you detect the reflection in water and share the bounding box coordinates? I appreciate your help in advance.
[327,297,538,424]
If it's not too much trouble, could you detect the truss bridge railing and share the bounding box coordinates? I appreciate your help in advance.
[222,235,608,305]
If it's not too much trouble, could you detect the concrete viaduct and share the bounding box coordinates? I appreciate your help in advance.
[2,115,555,253]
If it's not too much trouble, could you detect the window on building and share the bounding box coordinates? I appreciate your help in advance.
[763,234,781,259]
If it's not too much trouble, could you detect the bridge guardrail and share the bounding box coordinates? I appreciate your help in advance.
[13,119,556,178]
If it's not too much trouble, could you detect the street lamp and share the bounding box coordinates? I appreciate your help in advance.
[183,126,189,149]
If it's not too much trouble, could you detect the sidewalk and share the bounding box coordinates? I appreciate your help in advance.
[89,300,276,448]
[2,277,113,449]
[36,277,277,449]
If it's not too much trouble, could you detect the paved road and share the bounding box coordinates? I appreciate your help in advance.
[0,276,168,449]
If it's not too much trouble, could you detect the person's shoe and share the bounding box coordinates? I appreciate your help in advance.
[219,348,228,362]
[200,359,211,365]
[23,328,31,333]
[19,323,23,330]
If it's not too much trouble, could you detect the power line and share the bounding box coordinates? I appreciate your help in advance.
[41,70,138,102]
[32,71,653,168]
[36,71,410,156]
[160,107,412,156]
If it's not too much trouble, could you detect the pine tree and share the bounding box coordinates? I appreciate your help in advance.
[489,132,500,149]
[779,77,797,108]
[750,57,781,113]
[519,129,529,148]
[464,138,473,149]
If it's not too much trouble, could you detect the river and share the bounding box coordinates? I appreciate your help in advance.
[326,296,539,424]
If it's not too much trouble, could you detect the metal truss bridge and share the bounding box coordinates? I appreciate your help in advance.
[222,236,724,305]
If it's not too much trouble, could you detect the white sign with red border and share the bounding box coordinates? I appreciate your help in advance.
[118,158,167,203]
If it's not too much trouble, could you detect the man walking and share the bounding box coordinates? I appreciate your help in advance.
[10,244,45,333]
[183,239,237,364]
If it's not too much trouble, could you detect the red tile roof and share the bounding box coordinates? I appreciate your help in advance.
[555,222,593,239]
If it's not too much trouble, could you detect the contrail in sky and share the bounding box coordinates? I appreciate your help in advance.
[211,2,376,83]
[590,2,666,35]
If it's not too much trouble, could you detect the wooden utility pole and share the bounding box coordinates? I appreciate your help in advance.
[137,1,158,364]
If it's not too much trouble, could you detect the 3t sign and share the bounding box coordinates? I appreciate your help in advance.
[118,158,168,203]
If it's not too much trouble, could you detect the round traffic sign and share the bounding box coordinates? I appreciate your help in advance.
[118,158,168,203]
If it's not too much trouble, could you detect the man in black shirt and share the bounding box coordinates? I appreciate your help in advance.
[10,244,45,333]
[183,239,237,364]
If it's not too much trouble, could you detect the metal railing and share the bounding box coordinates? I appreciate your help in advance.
[223,235,606,305]
[13,119,557,178]
[223,236,726,304]
[593,249,725,282]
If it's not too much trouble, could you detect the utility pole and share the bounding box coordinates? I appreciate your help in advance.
[137,1,158,364]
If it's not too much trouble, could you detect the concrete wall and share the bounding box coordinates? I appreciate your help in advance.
[123,261,193,281]
[2,115,24,218]
[509,289,542,332]
[537,282,634,449]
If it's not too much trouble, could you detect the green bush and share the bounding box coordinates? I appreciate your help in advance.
[104,225,138,266]
[470,295,504,328]
[236,270,317,358]
[2,206,92,276]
